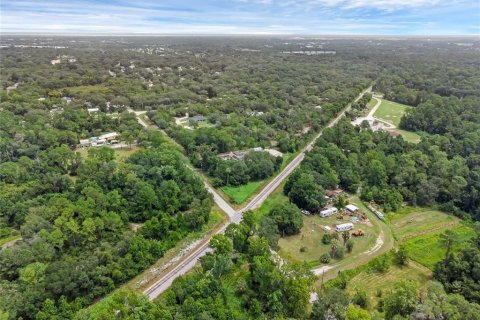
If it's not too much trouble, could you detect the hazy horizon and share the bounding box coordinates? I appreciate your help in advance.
[1,0,479,35]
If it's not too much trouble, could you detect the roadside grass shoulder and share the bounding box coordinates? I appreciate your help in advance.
[124,206,227,292]
[253,181,289,222]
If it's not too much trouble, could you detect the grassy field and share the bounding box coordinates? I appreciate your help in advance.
[278,197,381,267]
[402,225,475,269]
[373,100,411,127]
[76,146,140,160]
[221,180,265,204]
[346,261,432,308]
[390,207,476,270]
[396,129,422,143]
[373,99,422,143]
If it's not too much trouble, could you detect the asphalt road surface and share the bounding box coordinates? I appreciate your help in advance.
[143,86,372,300]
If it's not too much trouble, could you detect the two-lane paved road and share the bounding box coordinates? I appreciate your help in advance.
[143,85,373,300]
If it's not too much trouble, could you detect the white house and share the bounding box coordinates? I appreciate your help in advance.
[336,223,354,232]
[320,207,338,218]
[346,204,360,213]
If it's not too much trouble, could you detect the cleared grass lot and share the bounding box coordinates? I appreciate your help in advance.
[373,99,411,127]
[76,146,140,160]
[396,129,421,143]
[278,197,381,267]
[373,99,422,143]
[221,180,265,204]
[343,206,475,312]
[278,213,379,266]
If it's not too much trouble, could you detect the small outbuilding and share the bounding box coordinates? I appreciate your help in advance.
[188,115,206,123]
[346,204,360,213]
[79,139,91,147]
[326,188,343,198]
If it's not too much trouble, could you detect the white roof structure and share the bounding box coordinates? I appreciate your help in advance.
[99,132,119,140]
[346,204,359,212]
[79,139,90,145]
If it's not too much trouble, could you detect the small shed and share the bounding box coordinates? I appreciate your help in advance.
[188,115,206,123]
[346,204,360,213]
[326,188,343,198]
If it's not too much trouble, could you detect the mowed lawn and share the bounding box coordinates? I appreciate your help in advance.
[76,146,140,160]
[390,207,476,269]
[373,99,411,127]
[374,99,422,143]
[221,180,265,204]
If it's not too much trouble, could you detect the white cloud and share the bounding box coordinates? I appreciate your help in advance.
[307,0,442,10]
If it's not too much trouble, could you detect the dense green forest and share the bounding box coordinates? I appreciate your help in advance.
[0,134,213,318]
[1,36,480,319]
[286,118,478,217]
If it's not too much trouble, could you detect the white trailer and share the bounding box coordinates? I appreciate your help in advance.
[335,223,354,232]
[320,207,338,218]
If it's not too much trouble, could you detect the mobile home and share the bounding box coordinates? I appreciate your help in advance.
[335,223,354,232]
[320,207,338,218]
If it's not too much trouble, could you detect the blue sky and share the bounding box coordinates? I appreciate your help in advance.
[1,0,479,35]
